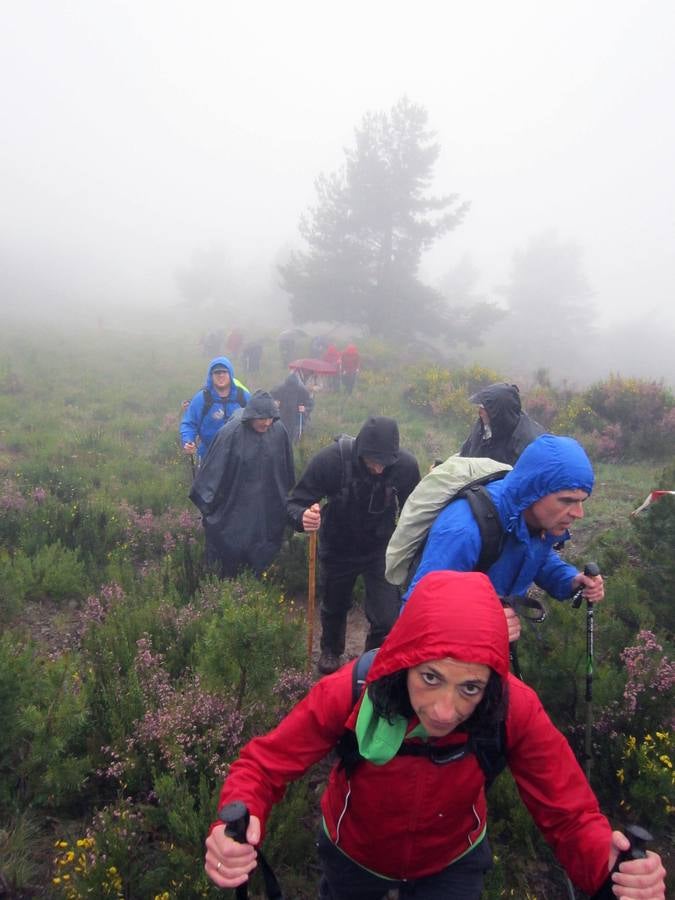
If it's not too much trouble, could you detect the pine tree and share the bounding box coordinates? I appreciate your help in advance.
[280,98,469,339]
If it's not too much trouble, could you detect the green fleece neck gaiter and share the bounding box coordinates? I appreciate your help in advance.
[354,691,409,765]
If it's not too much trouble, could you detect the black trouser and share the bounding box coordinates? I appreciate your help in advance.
[317,828,493,900]
[319,553,400,656]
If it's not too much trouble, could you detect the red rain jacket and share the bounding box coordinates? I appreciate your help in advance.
[217,572,611,893]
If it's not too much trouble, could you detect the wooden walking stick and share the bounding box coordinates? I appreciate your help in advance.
[306,531,317,671]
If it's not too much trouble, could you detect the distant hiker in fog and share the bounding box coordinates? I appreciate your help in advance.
[242,341,263,374]
[225,328,243,360]
[460,382,543,465]
[278,329,297,366]
[180,357,250,460]
[340,343,360,395]
[309,334,329,357]
[189,391,294,578]
[288,416,420,674]
[323,343,341,392]
[271,369,314,443]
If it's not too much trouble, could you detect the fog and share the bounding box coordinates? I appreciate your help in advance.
[2,1,674,384]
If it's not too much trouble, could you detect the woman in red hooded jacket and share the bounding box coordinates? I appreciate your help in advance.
[205,572,666,899]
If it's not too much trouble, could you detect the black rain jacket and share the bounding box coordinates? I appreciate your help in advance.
[459,383,543,466]
[190,392,295,572]
[287,417,420,562]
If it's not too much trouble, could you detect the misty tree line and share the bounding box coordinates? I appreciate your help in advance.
[174,98,612,377]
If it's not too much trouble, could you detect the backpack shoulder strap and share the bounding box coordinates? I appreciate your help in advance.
[198,388,214,429]
[335,649,378,777]
[334,434,355,499]
[352,647,378,704]
[461,483,504,573]
[469,720,508,789]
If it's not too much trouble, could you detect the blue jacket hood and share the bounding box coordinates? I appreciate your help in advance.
[204,356,236,395]
[498,434,594,529]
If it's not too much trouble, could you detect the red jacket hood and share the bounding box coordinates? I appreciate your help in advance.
[367,571,509,683]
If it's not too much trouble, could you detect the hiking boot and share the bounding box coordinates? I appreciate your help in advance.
[317,651,340,675]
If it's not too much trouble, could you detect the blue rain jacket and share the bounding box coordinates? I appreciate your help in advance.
[180,356,250,458]
[403,434,594,604]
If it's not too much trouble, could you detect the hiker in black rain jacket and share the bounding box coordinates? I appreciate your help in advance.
[287,416,420,674]
[459,382,543,465]
[190,391,294,578]
[271,370,314,443]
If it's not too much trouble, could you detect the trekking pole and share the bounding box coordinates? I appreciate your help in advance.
[571,562,601,779]
[219,802,250,900]
[297,409,304,442]
[590,824,654,899]
[307,531,317,671]
[218,802,284,899]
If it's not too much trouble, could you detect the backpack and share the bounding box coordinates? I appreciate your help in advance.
[336,648,508,788]
[385,456,512,589]
[332,434,400,519]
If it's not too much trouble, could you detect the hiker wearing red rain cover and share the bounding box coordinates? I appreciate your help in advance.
[205,571,666,900]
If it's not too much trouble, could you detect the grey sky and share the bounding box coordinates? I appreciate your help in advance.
[2,0,674,330]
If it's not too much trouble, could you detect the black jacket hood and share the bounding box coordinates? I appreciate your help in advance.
[470,383,522,436]
[241,390,279,421]
[355,416,400,467]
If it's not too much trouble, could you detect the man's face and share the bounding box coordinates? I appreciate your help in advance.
[250,418,273,434]
[362,456,385,476]
[212,369,231,394]
[524,489,589,536]
[477,405,491,426]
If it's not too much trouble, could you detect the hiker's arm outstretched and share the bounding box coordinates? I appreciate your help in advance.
[287,445,342,532]
[534,547,582,600]
[179,392,202,452]
[216,665,354,838]
[505,677,613,894]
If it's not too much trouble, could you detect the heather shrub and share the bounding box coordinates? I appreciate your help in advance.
[196,576,305,713]
[0,635,38,808]
[17,663,93,810]
[404,363,502,421]
[581,375,674,459]
[0,543,88,608]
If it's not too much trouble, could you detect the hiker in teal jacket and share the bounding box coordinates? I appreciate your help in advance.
[402,435,604,642]
[180,357,250,460]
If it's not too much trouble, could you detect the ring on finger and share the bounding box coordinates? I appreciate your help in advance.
[217,861,222,872]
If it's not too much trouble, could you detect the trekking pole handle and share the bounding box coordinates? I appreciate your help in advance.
[572,562,601,609]
[218,802,250,898]
[219,801,250,843]
[617,824,654,862]
[591,824,655,899]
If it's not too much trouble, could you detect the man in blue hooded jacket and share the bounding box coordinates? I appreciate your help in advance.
[402,434,604,642]
[180,356,250,460]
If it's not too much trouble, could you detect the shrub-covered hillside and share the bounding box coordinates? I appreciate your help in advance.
[0,323,672,899]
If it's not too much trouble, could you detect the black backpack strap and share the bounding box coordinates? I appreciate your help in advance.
[468,720,508,789]
[462,484,504,572]
[352,647,378,703]
[335,649,377,776]
[198,388,214,430]
[338,435,354,494]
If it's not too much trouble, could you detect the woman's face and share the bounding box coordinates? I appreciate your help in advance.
[406,657,491,738]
